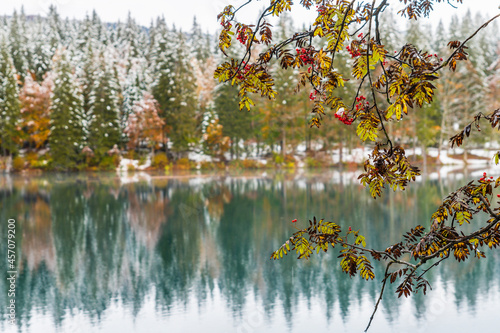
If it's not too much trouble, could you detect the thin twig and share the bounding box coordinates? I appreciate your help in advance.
[417,255,447,280]
[365,262,392,332]
[365,0,392,153]
[432,13,500,73]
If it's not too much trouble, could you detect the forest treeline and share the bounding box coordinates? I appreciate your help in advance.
[0,6,499,171]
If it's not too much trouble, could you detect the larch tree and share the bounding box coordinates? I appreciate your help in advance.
[125,92,164,153]
[19,73,52,150]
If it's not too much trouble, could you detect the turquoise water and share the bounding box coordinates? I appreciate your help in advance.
[0,171,499,332]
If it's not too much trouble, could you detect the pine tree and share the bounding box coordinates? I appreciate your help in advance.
[8,9,29,76]
[87,52,121,157]
[190,17,211,62]
[0,38,21,156]
[28,17,53,81]
[215,83,253,158]
[120,61,147,146]
[152,29,198,158]
[49,49,85,170]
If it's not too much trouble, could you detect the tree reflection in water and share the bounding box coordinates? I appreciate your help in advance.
[0,171,498,332]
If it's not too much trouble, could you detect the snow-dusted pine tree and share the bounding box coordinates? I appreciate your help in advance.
[87,52,121,158]
[8,9,29,77]
[0,37,21,156]
[49,49,85,169]
[152,27,198,158]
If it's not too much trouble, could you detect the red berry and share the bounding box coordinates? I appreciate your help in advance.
[348,226,352,231]
[292,219,297,223]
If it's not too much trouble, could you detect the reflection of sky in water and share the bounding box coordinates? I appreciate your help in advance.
[0,171,499,333]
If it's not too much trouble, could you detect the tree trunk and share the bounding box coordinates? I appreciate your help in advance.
[282,129,286,157]
[339,140,343,165]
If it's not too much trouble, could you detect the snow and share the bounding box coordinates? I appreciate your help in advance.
[118,157,152,171]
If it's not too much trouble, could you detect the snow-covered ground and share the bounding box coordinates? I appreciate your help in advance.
[118,157,151,171]
[115,147,497,175]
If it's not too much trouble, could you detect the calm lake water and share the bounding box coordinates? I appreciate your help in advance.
[1,170,499,333]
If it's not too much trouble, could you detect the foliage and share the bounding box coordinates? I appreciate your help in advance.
[202,118,231,161]
[152,152,169,168]
[216,0,500,330]
[229,158,264,169]
[304,156,323,168]
[125,92,164,151]
[98,155,120,171]
[20,74,52,150]
[12,156,25,172]
[174,158,196,170]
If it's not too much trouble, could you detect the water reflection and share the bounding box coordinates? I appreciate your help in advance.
[0,171,499,332]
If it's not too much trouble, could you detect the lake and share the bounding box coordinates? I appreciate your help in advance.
[1,169,499,332]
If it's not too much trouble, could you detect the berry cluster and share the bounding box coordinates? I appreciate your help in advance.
[335,111,353,125]
[309,90,317,101]
[355,95,369,111]
[426,53,443,62]
[220,21,232,29]
[296,48,314,65]
[236,61,251,80]
[479,172,494,182]
[237,31,248,45]
[346,45,361,58]
[480,172,500,197]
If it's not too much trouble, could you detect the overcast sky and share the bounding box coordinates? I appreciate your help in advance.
[1,0,499,32]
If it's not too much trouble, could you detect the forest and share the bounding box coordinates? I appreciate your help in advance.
[0,6,499,171]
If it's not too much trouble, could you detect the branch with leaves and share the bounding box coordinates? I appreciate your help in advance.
[215,0,500,330]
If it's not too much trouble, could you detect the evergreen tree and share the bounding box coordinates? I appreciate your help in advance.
[88,52,121,157]
[120,61,147,146]
[190,17,211,62]
[152,29,198,158]
[28,17,53,81]
[8,9,28,76]
[0,38,21,156]
[49,49,84,169]
[214,83,253,158]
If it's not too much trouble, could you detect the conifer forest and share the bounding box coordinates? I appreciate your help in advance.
[0,6,498,171]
